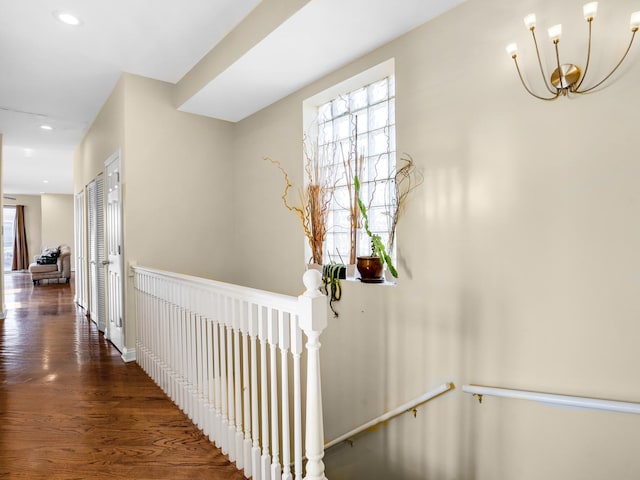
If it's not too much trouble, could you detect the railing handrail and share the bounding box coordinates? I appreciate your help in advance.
[462,384,640,415]
[324,382,455,450]
[131,265,300,312]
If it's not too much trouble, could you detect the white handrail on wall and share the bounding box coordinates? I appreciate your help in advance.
[324,382,455,450]
[462,385,640,415]
[133,265,328,480]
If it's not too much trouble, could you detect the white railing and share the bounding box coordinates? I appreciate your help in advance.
[133,265,328,480]
[462,385,640,415]
[325,382,454,450]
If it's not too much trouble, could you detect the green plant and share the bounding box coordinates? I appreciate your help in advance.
[354,175,398,278]
[321,263,345,317]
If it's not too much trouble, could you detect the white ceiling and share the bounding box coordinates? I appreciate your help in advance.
[0,0,464,196]
[179,0,467,122]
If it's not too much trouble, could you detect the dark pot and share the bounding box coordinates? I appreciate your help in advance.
[356,256,384,283]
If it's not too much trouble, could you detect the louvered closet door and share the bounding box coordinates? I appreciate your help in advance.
[87,176,106,332]
[74,191,87,309]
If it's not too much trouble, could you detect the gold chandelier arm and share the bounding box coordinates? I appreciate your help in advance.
[530,28,557,94]
[575,19,593,91]
[553,41,564,89]
[513,57,561,101]
[576,29,637,93]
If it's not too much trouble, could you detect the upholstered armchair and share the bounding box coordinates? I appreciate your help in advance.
[28,245,71,285]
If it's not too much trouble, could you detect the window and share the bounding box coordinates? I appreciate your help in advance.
[315,76,396,264]
[3,206,16,271]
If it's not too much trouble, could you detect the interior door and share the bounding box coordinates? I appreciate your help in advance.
[105,152,124,352]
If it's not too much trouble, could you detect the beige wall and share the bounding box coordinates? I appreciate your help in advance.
[230,0,640,478]
[41,194,74,270]
[74,73,235,351]
[74,76,126,194]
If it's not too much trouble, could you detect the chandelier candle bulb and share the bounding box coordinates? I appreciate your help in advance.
[631,11,640,31]
[524,13,536,30]
[548,24,562,42]
[506,43,518,57]
[583,2,598,21]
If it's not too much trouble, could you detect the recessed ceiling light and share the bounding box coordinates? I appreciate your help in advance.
[24,148,34,157]
[40,125,53,131]
[53,11,82,26]
[43,180,49,184]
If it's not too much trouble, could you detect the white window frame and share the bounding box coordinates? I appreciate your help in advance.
[303,59,396,266]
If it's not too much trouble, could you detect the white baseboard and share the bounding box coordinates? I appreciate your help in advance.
[121,347,136,363]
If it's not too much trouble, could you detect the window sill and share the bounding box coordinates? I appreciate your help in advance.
[308,264,397,286]
[342,274,396,286]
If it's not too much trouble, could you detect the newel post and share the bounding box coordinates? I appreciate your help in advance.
[299,269,328,480]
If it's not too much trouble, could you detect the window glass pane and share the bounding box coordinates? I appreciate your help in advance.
[369,101,389,131]
[389,125,396,152]
[368,78,389,104]
[389,98,396,125]
[366,153,390,181]
[368,206,391,232]
[3,207,16,270]
[355,111,368,135]
[369,128,391,156]
[370,178,393,205]
[332,96,348,117]
[318,121,333,146]
[334,115,351,140]
[350,87,367,111]
[318,103,332,122]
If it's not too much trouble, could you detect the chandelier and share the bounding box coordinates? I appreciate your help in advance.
[505,3,640,100]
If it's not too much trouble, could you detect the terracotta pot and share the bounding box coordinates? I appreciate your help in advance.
[356,256,384,283]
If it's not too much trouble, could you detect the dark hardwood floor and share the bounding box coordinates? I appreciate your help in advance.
[0,272,246,480]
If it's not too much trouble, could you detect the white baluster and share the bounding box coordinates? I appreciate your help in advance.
[196,291,203,426]
[199,290,207,431]
[178,281,185,410]
[269,310,282,480]
[226,297,236,462]
[205,300,215,441]
[280,313,292,480]
[250,304,262,480]
[241,301,253,478]
[172,281,179,404]
[290,316,303,480]
[219,296,229,454]
[213,293,222,447]
[187,286,193,414]
[259,307,271,480]
[190,289,197,422]
[193,290,200,424]
[298,270,327,480]
[233,299,244,468]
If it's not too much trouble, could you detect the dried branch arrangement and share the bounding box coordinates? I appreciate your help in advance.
[264,137,335,265]
[388,153,424,253]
